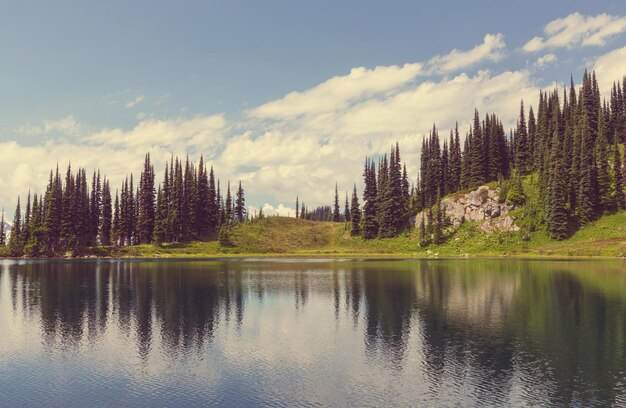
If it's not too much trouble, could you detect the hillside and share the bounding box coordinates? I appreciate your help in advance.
[100,208,626,258]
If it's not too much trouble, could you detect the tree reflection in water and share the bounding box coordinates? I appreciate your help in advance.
[1,259,625,406]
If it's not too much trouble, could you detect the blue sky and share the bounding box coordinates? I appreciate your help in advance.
[0,1,625,215]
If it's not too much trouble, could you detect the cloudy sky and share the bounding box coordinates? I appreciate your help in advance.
[1,1,625,217]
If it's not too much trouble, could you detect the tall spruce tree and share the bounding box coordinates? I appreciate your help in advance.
[9,196,22,256]
[295,196,299,219]
[547,130,569,240]
[0,208,5,247]
[614,143,625,210]
[595,113,612,214]
[332,183,341,222]
[362,158,379,239]
[100,178,112,245]
[235,181,245,223]
[343,191,350,223]
[196,156,210,237]
[350,184,361,236]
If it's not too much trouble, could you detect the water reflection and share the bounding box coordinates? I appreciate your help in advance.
[1,259,625,407]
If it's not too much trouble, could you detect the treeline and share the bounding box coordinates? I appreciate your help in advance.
[342,71,626,240]
[2,154,246,256]
[295,185,353,222]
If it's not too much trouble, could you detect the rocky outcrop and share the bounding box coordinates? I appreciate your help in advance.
[415,185,519,233]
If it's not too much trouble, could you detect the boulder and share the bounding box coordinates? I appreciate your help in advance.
[415,185,518,234]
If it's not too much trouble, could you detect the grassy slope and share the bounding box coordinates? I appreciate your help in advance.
[102,211,626,258]
[84,168,626,258]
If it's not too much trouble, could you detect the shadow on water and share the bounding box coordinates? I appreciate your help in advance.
[1,258,625,406]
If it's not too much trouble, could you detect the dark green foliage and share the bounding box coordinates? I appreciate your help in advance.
[433,192,443,245]
[3,152,243,256]
[235,181,246,223]
[346,71,624,242]
[506,170,526,206]
[295,196,299,219]
[137,154,155,244]
[218,224,232,246]
[595,114,612,214]
[379,144,405,237]
[153,186,168,244]
[515,101,531,175]
[89,171,101,246]
[577,117,597,226]
[332,183,341,222]
[9,197,23,256]
[225,181,233,224]
[350,184,361,236]
[362,159,379,239]
[0,209,5,247]
[548,131,569,240]
[100,179,112,246]
[25,194,45,256]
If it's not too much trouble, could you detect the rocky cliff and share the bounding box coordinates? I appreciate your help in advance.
[415,185,519,233]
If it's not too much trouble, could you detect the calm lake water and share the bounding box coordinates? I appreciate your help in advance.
[1,258,625,407]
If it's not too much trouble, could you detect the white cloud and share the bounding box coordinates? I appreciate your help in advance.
[0,115,229,215]
[125,95,145,108]
[85,115,227,152]
[9,33,606,217]
[426,34,506,75]
[592,45,626,93]
[16,115,82,136]
[249,203,296,218]
[534,53,557,68]
[248,63,423,119]
[249,33,506,120]
[523,12,626,52]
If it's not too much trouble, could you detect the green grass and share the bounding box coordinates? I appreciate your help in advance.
[83,208,626,259]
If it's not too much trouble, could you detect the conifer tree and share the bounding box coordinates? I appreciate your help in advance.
[112,190,120,245]
[614,143,625,210]
[0,209,5,247]
[235,181,245,223]
[362,158,379,239]
[9,196,22,256]
[196,156,210,237]
[60,164,75,251]
[21,191,31,247]
[332,183,341,222]
[208,166,218,234]
[401,164,410,209]
[350,184,361,236]
[506,170,526,206]
[343,191,350,223]
[515,101,530,174]
[25,193,44,256]
[433,191,443,245]
[548,131,569,240]
[595,113,612,214]
[89,171,101,246]
[295,196,299,219]
[153,186,168,244]
[225,181,233,224]
[100,178,112,246]
[43,166,62,253]
[379,144,404,237]
[137,154,155,244]
[577,116,597,225]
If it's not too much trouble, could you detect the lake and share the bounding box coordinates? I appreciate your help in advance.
[1,258,625,407]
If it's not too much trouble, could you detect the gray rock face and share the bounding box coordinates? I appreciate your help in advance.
[415,185,519,233]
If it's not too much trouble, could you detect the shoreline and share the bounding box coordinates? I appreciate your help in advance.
[2,251,626,261]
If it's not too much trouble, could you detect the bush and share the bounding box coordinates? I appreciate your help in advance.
[506,170,526,206]
[218,225,233,247]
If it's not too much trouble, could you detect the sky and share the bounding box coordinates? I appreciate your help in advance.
[1,0,625,218]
